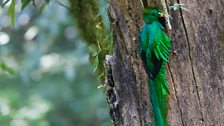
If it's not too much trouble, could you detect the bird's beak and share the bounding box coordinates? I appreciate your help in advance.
[158,12,165,17]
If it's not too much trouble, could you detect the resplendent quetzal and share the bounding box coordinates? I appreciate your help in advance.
[139,7,172,126]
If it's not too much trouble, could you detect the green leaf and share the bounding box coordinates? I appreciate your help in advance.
[7,0,15,25]
[21,0,31,10]
[97,72,105,80]
[107,40,113,54]
[6,67,16,75]
[93,56,99,73]
[0,63,16,75]
[97,85,103,89]
[101,33,110,45]
[92,51,98,57]
[89,45,98,55]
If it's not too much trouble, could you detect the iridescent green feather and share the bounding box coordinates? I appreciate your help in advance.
[139,8,172,126]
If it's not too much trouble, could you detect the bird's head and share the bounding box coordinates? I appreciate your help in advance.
[143,8,164,24]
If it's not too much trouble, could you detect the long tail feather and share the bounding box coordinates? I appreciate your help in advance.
[148,79,164,126]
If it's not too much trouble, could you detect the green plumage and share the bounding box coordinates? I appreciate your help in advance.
[139,8,172,126]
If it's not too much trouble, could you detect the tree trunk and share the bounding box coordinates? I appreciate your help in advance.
[105,0,224,126]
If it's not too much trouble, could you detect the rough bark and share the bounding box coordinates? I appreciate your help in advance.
[105,0,224,126]
[167,0,224,125]
[106,1,152,125]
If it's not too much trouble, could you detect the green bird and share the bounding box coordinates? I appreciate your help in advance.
[139,7,172,126]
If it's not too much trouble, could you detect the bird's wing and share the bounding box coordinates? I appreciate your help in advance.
[139,26,149,53]
[152,32,172,62]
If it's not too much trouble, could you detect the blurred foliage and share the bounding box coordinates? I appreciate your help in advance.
[70,0,113,83]
[0,0,111,126]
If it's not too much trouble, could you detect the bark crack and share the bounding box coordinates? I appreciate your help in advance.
[164,0,184,124]
[167,63,185,126]
[177,0,205,124]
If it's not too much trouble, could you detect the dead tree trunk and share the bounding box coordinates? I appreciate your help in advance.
[105,0,224,126]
